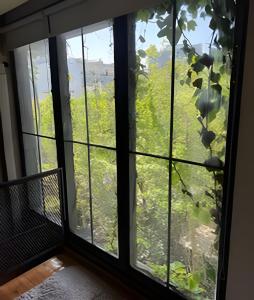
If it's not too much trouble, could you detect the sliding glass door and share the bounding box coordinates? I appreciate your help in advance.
[12,0,242,299]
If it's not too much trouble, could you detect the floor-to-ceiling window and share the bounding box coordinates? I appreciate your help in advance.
[12,0,241,298]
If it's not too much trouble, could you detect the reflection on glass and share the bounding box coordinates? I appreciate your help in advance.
[65,22,115,147]
[84,23,115,147]
[133,11,172,156]
[14,45,36,134]
[170,162,222,299]
[66,33,87,142]
[90,147,118,256]
[134,155,168,283]
[23,134,40,175]
[39,137,57,172]
[30,40,55,138]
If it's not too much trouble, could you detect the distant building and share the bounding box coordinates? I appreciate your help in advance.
[68,57,114,98]
[157,43,207,67]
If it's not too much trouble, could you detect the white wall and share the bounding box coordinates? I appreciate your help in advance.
[0,41,21,180]
[226,2,254,299]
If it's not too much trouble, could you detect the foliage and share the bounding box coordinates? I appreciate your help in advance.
[37,1,235,299]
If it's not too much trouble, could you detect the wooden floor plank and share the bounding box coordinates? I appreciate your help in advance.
[0,251,143,300]
[0,257,63,300]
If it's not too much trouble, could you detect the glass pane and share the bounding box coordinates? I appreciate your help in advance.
[15,45,37,134]
[39,137,57,172]
[132,8,172,156]
[66,142,91,242]
[173,2,233,164]
[133,155,169,283]
[23,134,40,175]
[90,147,118,256]
[84,22,116,147]
[30,40,55,138]
[170,162,223,299]
[66,31,87,142]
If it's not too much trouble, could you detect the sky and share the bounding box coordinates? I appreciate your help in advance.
[66,12,212,64]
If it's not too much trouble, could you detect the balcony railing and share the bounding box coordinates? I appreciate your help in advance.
[0,169,65,284]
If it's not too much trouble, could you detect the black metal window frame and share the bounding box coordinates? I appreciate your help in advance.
[10,0,249,299]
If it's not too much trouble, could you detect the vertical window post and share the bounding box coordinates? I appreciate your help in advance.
[48,37,69,236]
[114,16,131,268]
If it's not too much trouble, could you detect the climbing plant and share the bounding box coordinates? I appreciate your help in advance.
[135,0,235,251]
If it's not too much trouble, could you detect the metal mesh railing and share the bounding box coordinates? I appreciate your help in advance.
[0,169,64,281]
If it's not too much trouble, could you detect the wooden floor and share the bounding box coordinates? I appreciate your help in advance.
[0,250,143,300]
[0,256,64,300]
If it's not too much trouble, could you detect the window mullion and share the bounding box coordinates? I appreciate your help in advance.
[48,36,69,235]
[114,15,131,268]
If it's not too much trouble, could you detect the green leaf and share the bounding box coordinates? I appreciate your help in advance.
[157,26,169,38]
[201,129,216,148]
[188,277,198,291]
[137,9,151,22]
[196,98,213,118]
[139,35,146,43]
[218,33,234,50]
[157,14,173,29]
[175,26,182,45]
[187,5,198,18]
[192,61,205,74]
[180,10,187,21]
[182,39,189,53]
[187,51,195,64]
[178,17,185,30]
[187,20,197,31]
[137,49,146,58]
[210,71,221,83]
[205,157,224,169]
[193,78,203,89]
[157,19,165,29]
[205,4,212,15]
[211,84,222,94]
[199,54,214,68]
[196,93,214,118]
[180,80,185,86]
[209,18,217,31]
[220,17,231,34]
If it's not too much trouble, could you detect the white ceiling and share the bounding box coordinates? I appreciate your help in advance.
[0,0,29,15]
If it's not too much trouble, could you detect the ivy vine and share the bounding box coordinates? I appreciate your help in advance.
[135,0,235,251]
